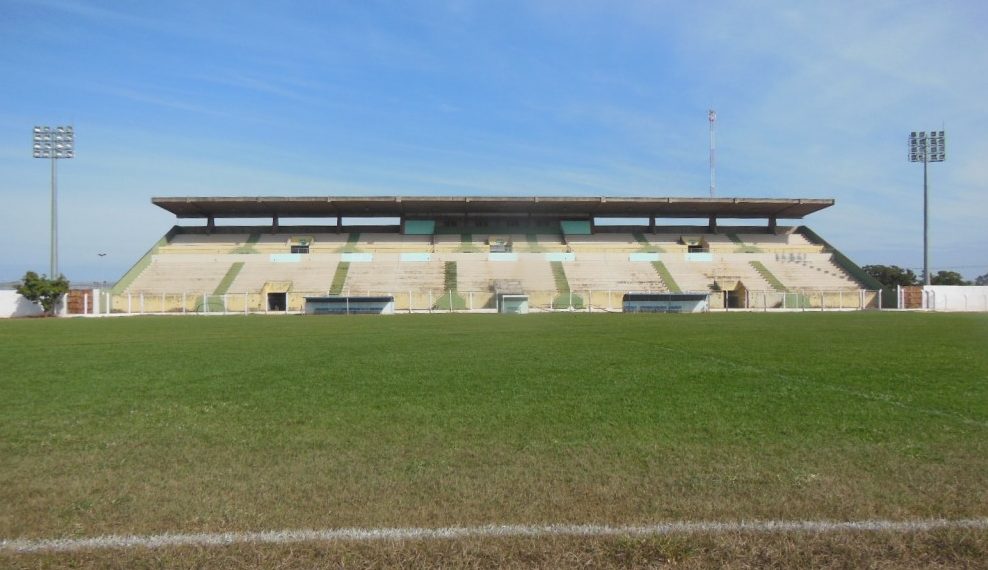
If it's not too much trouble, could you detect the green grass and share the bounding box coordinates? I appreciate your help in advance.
[0,313,986,564]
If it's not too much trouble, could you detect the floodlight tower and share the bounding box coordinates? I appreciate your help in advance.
[33,126,75,278]
[908,130,945,286]
[708,109,717,197]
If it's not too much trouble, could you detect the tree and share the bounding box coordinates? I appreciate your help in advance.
[975,271,988,286]
[930,270,970,286]
[862,265,919,288]
[16,271,70,316]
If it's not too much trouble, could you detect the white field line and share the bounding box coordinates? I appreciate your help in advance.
[3,518,987,553]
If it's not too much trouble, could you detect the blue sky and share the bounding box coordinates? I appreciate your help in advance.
[1,0,986,283]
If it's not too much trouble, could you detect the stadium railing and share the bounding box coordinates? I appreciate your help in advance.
[99,288,881,315]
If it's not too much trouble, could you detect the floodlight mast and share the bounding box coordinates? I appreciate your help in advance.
[32,126,75,278]
[908,130,946,286]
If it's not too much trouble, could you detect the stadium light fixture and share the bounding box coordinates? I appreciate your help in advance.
[33,125,75,278]
[908,130,945,286]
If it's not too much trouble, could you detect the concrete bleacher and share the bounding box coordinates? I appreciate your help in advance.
[731,231,824,253]
[447,253,557,292]
[343,253,445,294]
[641,234,688,253]
[226,254,339,293]
[125,254,240,293]
[564,253,665,291]
[358,233,434,253]
[654,256,716,293]
[566,233,639,252]
[159,233,252,254]
[116,224,870,311]
[756,252,859,289]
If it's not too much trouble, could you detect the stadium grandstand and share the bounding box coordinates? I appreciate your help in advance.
[105,196,883,314]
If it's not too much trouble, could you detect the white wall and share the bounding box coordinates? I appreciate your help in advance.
[0,290,45,318]
[924,286,988,312]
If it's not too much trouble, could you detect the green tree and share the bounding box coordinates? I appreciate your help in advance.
[930,270,970,286]
[974,271,988,286]
[862,265,919,288]
[16,271,70,316]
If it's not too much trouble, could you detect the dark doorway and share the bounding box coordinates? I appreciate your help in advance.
[727,284,747,309]
[267,292,287,311]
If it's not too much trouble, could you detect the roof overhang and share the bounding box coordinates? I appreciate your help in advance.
[152,196,834,220]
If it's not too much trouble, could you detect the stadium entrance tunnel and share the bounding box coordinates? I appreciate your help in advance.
[727,284,747,309]
[267,292,287,311]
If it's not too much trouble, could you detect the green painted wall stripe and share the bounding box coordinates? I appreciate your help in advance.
[550,261,570,292]
[213,262,245,295]
[749,261,787,292]
[330,262,350,295]
[651,261,681,293]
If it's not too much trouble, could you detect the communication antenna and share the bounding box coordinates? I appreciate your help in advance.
[708,110,717,197]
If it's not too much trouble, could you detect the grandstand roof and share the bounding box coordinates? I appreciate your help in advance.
[152,196,834,219]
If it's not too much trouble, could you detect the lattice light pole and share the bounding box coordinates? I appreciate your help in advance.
[33,125,75,278]
[908,130,945,286]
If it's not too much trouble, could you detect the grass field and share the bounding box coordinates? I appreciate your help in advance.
[1,312,986,567]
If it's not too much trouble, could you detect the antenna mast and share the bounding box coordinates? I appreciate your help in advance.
[708,109,717,197]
